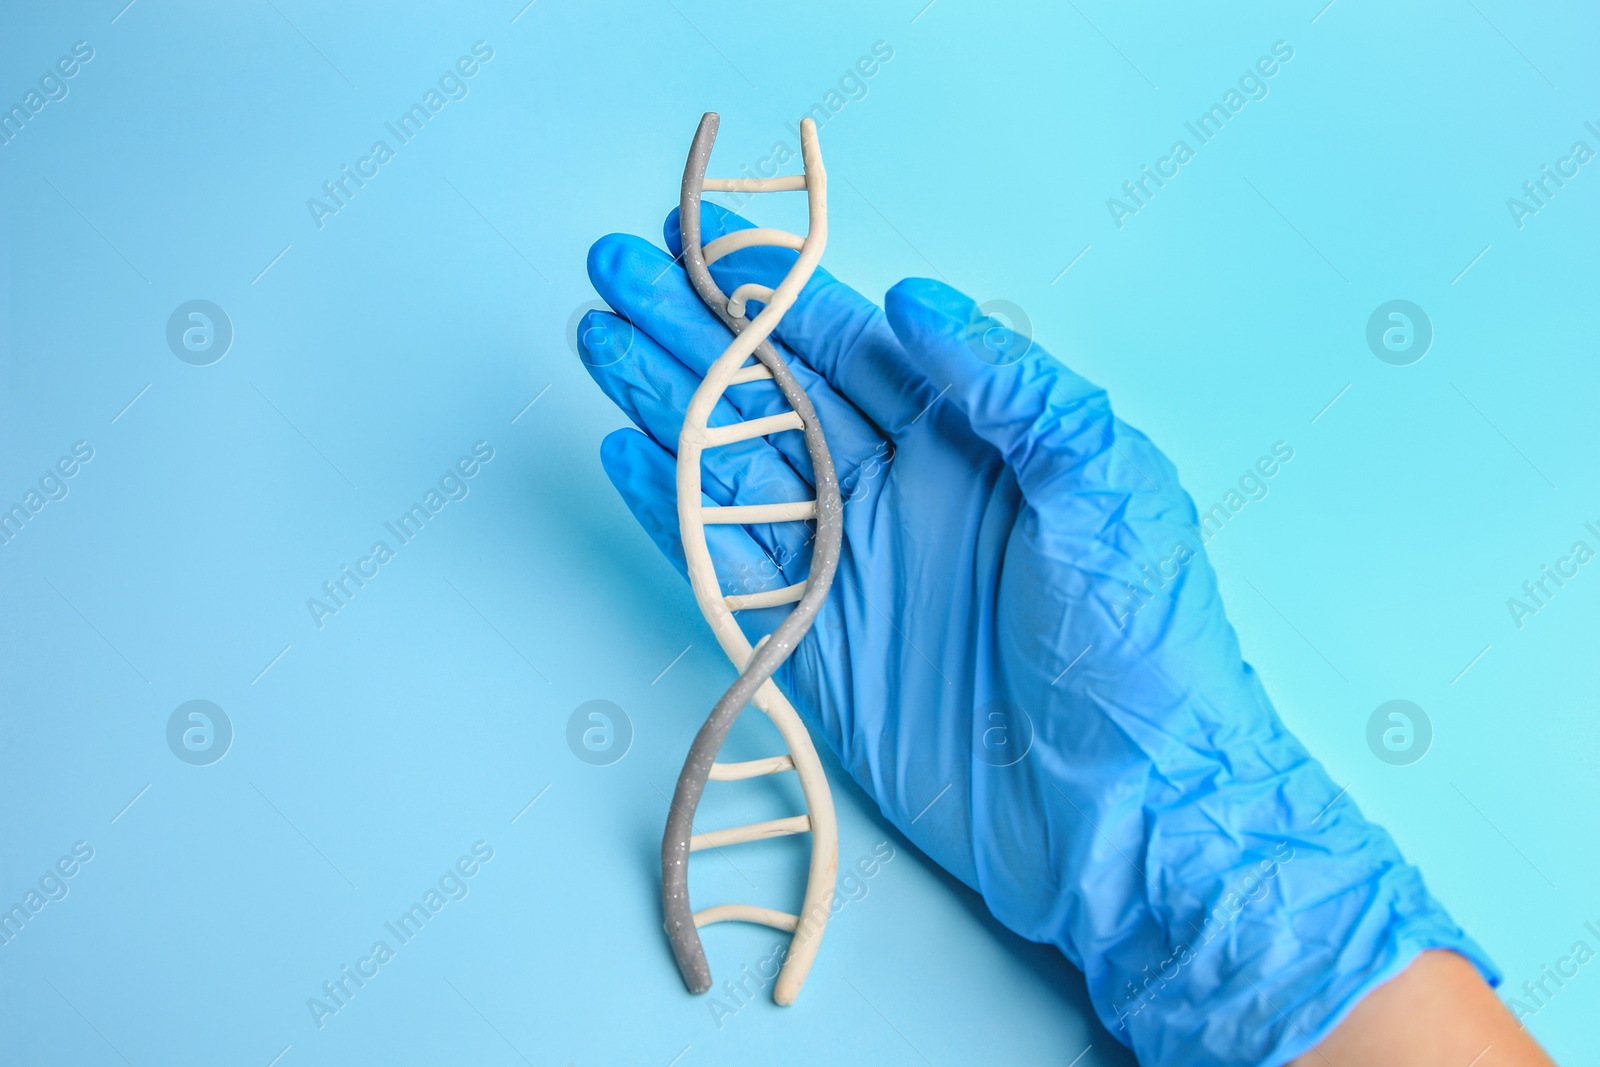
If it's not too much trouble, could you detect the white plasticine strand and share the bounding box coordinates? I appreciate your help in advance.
[724,581,807,610]
[703,227,805,266]
[745,633,770,666]
[701,175,807,193]
[692,904,800,932]
[701,409,804,446]
[708,754,796,780]
[663,113,840,1009]
[727,362,775,384]
[727,283,775,318]
[755,684,837,1007]
[701,501,817,524]
[674,138,827,643]
[673,217,825,662]
[690,814,811,852]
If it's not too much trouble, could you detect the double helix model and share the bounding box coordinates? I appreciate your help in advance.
[661,112,842,1006]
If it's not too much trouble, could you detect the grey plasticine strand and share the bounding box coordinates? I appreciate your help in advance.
[660,111,844,995]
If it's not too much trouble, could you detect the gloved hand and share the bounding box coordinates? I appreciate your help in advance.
[575,201,1497,1067]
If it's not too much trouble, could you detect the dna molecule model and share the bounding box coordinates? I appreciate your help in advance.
[661,112,842,1007]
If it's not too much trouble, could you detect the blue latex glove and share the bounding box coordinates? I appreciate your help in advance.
[576,201,1497,1067]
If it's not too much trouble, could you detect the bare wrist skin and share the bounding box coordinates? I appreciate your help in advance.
[1292,951,1555,1067]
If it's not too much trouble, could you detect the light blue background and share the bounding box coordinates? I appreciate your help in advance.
[1,1,1596,1064]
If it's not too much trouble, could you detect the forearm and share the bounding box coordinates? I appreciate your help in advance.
[1295,951,1554,1067]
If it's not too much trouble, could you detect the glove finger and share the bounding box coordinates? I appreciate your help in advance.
[884,278,1131,504]
[600,428,808,644]
[666,201,944,439]
[587,231,885,489]
[579,310,814,579]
